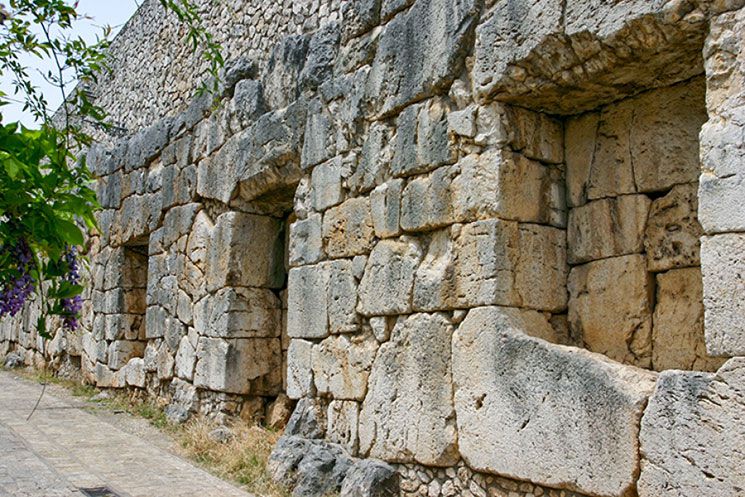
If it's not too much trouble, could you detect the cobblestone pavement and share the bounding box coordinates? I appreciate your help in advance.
[0,371,252,497]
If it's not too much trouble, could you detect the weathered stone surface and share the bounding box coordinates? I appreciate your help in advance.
[340,459,399,497]
[327,400,360,454]
[567,194,650,264]
[174,335,196,381]
[453,306,657,497]
[288,261,358,339]
[262,34,309,110]
[568,255,653,367]
[206,212,285,291]
[451,151,566,228]
[366,0,479,116]
[288,265,330,339]
[322,198,375,258]
[107,340,145,371]
[311,157,344,211]
[193,288,281,339]
[359,313,458,466]
[701,234,745,356]
[357,238,423,316]
[286,398,327,440]
[454,220,567,312]
[472,0,562,102]
[400,166,458,232]
[125,357,146,388]
[370,180,403,238]
[629,79,706,193]
[644,183,702,272]
[341,0,381,41]
[390,98,455,177]
[290,213,324,267]
[312,333,378,400]
[653,268,725,372]
[269,436,353,497]
[639,358,745,497]
[299,22,340,92]
[287,339,314,400]
[565,112,599,208]
[193,337,282,395]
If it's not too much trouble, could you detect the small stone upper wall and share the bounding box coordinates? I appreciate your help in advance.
[91,0,342,133]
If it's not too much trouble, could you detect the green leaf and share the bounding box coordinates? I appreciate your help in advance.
[54,218,84,246]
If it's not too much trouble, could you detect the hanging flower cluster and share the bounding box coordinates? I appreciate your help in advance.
[0,239,36,317]
[60,246,82,331]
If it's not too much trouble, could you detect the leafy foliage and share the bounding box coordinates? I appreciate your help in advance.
[0,0,222,337]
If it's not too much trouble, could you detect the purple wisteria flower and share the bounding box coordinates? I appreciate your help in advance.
[0,239,36,318]
[60,245,82,331]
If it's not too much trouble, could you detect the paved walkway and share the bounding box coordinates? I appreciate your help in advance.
[0,371,252,497]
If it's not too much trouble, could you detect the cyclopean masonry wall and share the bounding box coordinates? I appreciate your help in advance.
[2,1,745,496]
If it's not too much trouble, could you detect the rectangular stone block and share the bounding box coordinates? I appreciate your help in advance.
[287,339,314,400]
[312,333,378,401]
[322,197,375,258]
[107,340,145,371]
[452,150,566,228]
[701,234,745,356]
[567,194,650,264]
[568,255,653,368]
[400,166,458,232]
[653,268,725,372]
[391,98,455,177]
[289,213,324,267]
[288,261,359,338]
[194,337,282,395]
[358,238,423,316]
[639,359,745,497]
[454,220,567,312]
[644,183,702,272]
[370,179,403,238]
[207,212,285,291]
[454,306,657,497]
[311,157,344,211]
[193,287,281,339]
[359,313,458,466]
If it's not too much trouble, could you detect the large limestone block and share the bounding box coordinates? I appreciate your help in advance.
[474,103,564,164]
[193,288,281,339]
[575,80,705,201]
[194,337,282,395]
[568,255,653,367]
[359,313,458,466]
[326,401,360,455]
[627,80,706,193]
[644,183,702,272]
[370,179,403,239]
[701,234,745,356]
[400,166,458,232]
[288,265,329,339]
[287,339,314,400]
[311,333,378,401]
[107,340,145,371]
[366,0,480,116]
[288,261,359,339]
[652,268,725,372]
[451,151,566,228]
[567,194,650,264]
[454,220,567,312]
[311,158,344,211]
[206,212,285,291]
[453,306,657,497]
[472,0,563,101]
[565,112,599,208]
[638,359,745,497]
[357,238,423,316]
[390,98,455,177]
[289,213,324,267]
[322,198,375,258]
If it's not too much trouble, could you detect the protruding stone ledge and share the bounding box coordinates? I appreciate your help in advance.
[452,306,658,497]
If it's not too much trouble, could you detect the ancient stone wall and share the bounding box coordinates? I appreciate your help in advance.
[3,1,745,496]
